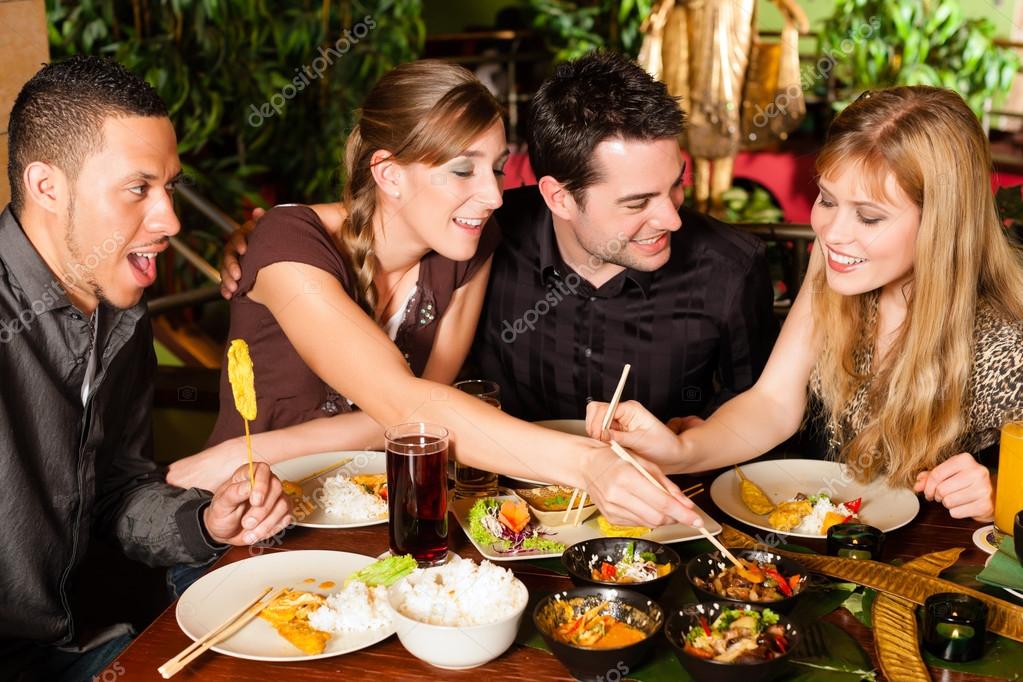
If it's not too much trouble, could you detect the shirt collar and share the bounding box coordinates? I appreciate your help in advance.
[0,205,74,314]
[538,212,654,298]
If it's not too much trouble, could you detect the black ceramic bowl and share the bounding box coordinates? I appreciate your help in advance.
[533,587,664,682]
[685,548,807,613]
[562,538,681,598]
[665,601,800,682]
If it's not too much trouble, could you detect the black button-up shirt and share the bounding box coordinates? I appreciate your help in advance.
[0,206,217,659]
[473,186,778,421]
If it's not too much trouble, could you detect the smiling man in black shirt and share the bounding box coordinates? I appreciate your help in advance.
[473,52,777,422]
[0,56,291,681]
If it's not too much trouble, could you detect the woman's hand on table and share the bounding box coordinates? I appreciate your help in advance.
[585,399,684,468]
[203,462,292,545]
[581,443,703,528]
[913,452,995,522]
[167,437,251,492]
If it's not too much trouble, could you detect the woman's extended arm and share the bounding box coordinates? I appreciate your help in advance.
[237,258,700,527]
[587,245,824,473]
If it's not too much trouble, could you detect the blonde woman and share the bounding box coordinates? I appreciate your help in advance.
[169,60,701,529]
[587,86,1023,522]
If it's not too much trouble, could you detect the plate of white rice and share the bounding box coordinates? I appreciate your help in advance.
[709,458,920,539]
[272,450,388,528]
[176,550,396,662]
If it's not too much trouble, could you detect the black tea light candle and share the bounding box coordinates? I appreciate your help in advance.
[826,523,885,560]
[923,593,987,662]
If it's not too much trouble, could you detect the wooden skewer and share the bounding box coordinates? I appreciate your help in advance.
[600,363,632,437]
[681,484,705,499]
[572,492,588,526]
[158,586,283,678]
[562,488,581,524]
[298,457,353,485]
[608,441,745,569]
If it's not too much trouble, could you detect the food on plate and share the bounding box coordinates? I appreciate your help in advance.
[766,493,862,534]
[596,515,651,538]
[691,557,805,602]
[258,589,331,655]
[551,598,648,648]
[308,472,384,519]
[467,498,565,554]
[306,580,393,636]
[516,485,594,512]
[735,466,776,515]
[258,556,411,654]
[390,556,527,626]
[344,554,416,587]
[589,541,673,583]
[682,607,789,663]
[351,473,388,500]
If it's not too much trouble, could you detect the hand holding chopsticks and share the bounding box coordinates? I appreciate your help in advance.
[606,440,743,566]
[158,586,286,678]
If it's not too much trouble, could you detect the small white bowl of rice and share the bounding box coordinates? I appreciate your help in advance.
[387,556,529,669]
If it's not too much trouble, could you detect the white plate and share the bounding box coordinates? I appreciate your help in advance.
[451,493,722,561]
[973,524,1000,555]
[176,550,395,662]
[500,420,590,487]
[983,553,1023,600]
[710,459,920,539]
[272,451,387,528]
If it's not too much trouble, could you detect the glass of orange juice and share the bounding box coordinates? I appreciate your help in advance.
[994,412,1023,538]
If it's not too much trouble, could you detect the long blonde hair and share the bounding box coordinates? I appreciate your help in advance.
[340,60,502,317]
[813,86,1023,486]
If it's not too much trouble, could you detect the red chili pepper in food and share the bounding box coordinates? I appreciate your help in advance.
[788,574,802,592]
[844,497,862,513]
[600,562,617,580]
[700,616,712,637]
[774,634,788,653]
[765,568,793,596]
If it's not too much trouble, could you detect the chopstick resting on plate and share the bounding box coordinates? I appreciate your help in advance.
[158,586,285,678]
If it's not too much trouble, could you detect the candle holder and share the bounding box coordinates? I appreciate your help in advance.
[826,523,885,560]
[923,593,987,662]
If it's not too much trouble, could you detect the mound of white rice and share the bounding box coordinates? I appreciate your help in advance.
[320,474,387,521]
[793,496,857,534]
[308,581,393,633]
[390,557,526,626]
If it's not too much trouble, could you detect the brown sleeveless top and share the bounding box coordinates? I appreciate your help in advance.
[206,205,500,446]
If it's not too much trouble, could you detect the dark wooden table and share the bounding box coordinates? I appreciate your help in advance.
[112,473,1007,681]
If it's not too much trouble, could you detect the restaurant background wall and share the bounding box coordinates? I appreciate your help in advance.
[0,0,49,207]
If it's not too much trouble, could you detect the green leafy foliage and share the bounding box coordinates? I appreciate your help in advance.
[47,0,425,215]
[819,0,1019,117]
[527,0,653,63]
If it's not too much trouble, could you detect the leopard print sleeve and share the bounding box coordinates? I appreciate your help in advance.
[963,305,1023,454]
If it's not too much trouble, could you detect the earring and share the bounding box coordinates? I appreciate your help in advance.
[393,191,401,199]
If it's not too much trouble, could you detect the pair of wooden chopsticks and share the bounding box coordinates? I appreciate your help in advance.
[157,586,286,678]
[562,364,633,526]
[297,457,353,485]
[607,440,745,570]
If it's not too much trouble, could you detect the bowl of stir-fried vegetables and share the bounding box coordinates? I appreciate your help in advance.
[533,587,664,681]
[563,538,680,597]
[666,602,799,681]
[685,548,807,613]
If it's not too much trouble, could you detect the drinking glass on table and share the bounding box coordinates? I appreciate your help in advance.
[386,422,449,566]
[453,380,501,499]
[994,411,1023,539]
